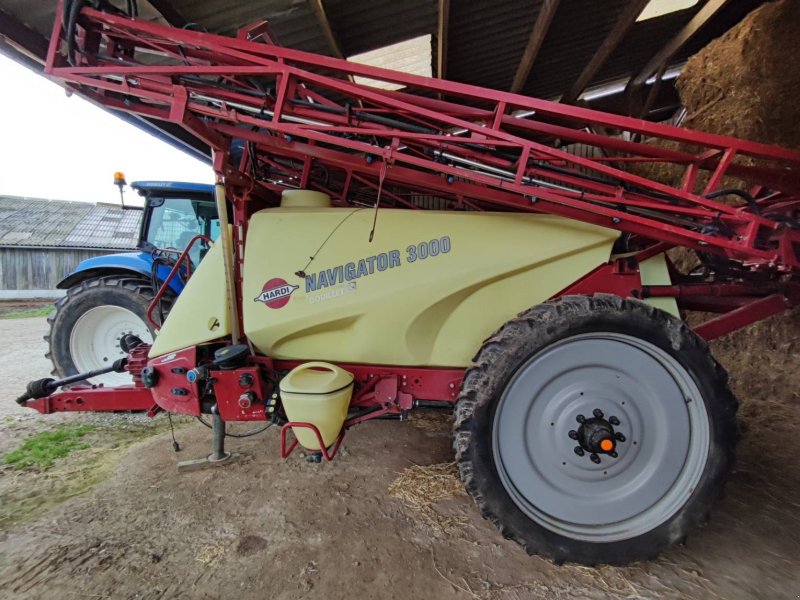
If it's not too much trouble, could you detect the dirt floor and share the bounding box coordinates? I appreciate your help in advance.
[0,316,799,599]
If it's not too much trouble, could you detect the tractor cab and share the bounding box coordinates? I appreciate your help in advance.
[132,181,220,266]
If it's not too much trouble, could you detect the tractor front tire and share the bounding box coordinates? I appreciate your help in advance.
[454,294,738,565]
[46,276,165,386]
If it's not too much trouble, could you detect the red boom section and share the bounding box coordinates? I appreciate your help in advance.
[45,2,800,272]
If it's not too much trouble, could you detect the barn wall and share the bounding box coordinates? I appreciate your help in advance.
[0,248,118,291]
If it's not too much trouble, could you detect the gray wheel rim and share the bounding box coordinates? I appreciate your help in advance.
[492,332,709,543]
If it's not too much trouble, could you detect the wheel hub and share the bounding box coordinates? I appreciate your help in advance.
[70,305,153,386]
[569,409,625,462]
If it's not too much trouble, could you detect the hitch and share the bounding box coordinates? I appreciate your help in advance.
[17,358,129,405]
[17,334,145,405]
[16,334,155,415]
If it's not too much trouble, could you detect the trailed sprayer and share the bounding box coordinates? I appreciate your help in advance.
[17,0,800,565]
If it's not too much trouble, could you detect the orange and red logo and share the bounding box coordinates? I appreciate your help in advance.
[254,278,298,309]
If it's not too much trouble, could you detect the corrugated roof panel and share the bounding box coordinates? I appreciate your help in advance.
[325,0,437,56]
[447,0,540,92]
[169,0,299,32]
[0,196,141,249]
[266,7,332,55]
[522,0,630,99]
[1,0,59,37]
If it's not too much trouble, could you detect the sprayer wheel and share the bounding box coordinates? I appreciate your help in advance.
[453,294,738,565]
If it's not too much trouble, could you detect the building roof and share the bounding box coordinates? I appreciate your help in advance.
[0,1,770,159]
[0,196,141,250]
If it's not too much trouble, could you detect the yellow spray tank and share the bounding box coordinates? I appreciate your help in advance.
[150,190,675,364]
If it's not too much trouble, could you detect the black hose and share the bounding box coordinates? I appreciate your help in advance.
[703,188,761,215]
[65,0,87,66]
[196,416,272,438]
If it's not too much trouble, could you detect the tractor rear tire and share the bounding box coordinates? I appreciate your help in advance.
[453,294,738,565]
[46,275,169,386]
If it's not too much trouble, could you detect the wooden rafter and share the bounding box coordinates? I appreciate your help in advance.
[437,0,450,79]
[629,0,731,90]
[308,0,346,60]
[510,0,561,93]
[562,0,649,104]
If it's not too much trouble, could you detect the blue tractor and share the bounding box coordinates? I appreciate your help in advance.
[46,182,219,386]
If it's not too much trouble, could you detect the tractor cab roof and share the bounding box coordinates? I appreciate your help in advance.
[131,181,214,196]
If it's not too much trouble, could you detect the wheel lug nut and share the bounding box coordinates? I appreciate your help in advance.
[576,414,585,424]
[593,408,604,419]
[574,446,585,457]
[615,432,626,442]
[590,453,601,464]
[609,451,618,458]
[568,430,578,440]
[609,416,620,426]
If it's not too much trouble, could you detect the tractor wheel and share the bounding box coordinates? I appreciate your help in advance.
[453,294,738,566]
[46,276,168,386]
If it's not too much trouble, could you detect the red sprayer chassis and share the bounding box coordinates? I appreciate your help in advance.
[14,0,800,566]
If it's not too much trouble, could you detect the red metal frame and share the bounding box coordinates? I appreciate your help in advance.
[43,3,799,274]
[280,422,344,461]
[146,234,212,329]
[25,387,155,414]
[18,3,800,434]
[269,360,464,404]
[693,294,791,341]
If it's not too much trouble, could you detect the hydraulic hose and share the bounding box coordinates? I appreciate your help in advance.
[703,188,760,215]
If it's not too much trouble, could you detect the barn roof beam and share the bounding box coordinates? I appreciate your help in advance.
[510,0,561,93]
[629,0,731,91]
[562,0,650,104]
[436,0,450,79]
[308,0,347,60]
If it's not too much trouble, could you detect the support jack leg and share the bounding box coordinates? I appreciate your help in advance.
[177,412,240,472]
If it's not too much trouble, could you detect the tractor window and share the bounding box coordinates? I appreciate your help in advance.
[145,198,219,264]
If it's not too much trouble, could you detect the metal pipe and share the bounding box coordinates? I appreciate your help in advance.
[212,164,241,344]
[434,150,577,193]
[189,92,329,127]
[642,283,784,298]
[211,411,227,461]
[413,400,454,409]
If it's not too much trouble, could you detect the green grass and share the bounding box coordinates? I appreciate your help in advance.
[3,424,95,470]
[0,306,55,320]
[0,417,197,529]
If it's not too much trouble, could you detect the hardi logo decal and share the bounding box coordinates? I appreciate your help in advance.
[254,278,299,309]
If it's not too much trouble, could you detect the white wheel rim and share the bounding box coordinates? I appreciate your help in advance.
[69,305,153,386]
[492,332,710,543]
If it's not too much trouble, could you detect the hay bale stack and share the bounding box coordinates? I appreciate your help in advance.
[676,0,800,149]
[673,0,800,411]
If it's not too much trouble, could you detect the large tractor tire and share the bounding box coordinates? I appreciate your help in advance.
[46,276,166,386]
[454,294,738,565]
